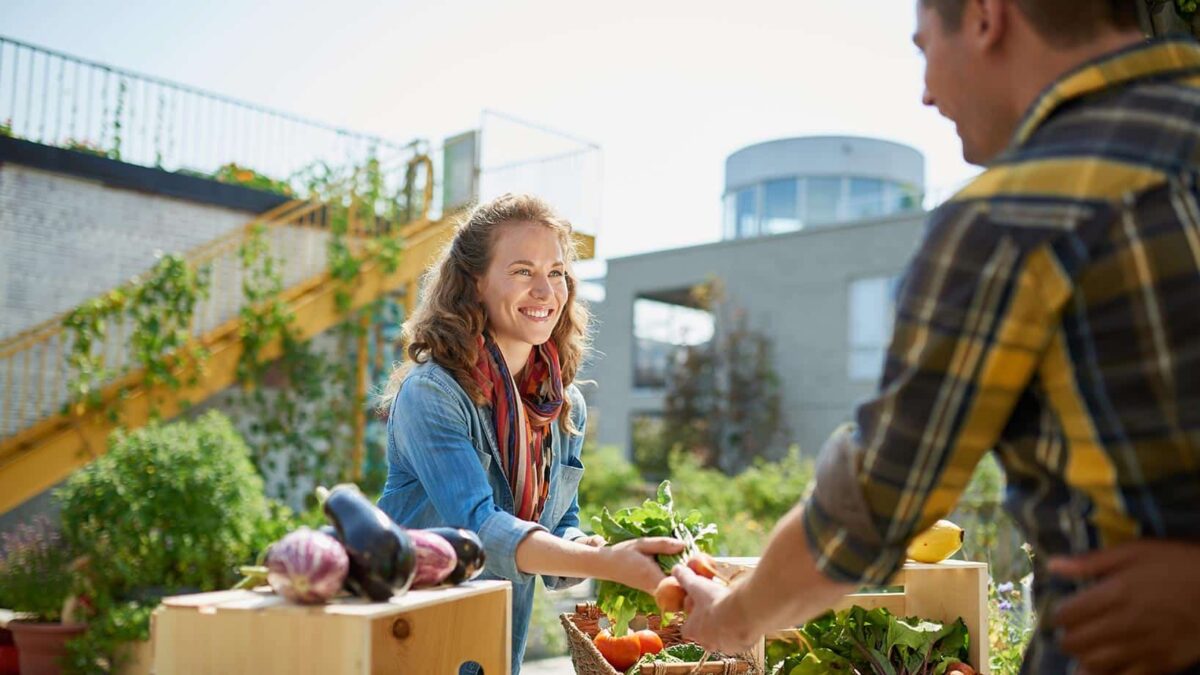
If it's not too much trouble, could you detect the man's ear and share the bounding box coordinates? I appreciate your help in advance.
[969,0,1008,52]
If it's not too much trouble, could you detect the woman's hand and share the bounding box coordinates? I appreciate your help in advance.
[599,537,684,593]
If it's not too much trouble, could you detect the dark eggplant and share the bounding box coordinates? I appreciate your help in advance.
[317,525,357,594]
[323,484,417,601]
[423,527,487,584]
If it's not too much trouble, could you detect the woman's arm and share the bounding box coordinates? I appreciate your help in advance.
[517,530,682,594]
[388,375,679,588]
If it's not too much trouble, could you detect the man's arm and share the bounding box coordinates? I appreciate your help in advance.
[675,502,855,653]
[678,198,1068,649]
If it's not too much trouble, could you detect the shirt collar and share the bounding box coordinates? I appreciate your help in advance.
[1011,38,1200,148]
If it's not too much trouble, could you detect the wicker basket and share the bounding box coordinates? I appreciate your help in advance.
[560,604,760,675]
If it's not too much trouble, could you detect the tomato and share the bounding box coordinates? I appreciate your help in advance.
[634,629,664,656]
[654,576,687,613]
[594,629,642,670]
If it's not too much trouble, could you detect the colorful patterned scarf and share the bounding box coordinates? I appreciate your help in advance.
[474,335,564,522]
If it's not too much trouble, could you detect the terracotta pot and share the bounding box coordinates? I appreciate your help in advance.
[8,621,87,675]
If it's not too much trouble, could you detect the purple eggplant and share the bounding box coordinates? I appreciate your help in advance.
[423,527,486,584]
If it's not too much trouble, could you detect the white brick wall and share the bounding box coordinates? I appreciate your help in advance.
[0,163,251,340]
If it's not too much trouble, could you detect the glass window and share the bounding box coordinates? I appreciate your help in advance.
[633,298,715,389]
[735,187,758,238]
[848,276,900,381]
[722,193,738,240]
[806,177,842,226]
[847,178,884,220]
[762,178,800,235]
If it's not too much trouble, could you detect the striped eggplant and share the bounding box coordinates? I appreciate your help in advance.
[407,529,458,588]
[424,527,486,584]
[265,527,349,604]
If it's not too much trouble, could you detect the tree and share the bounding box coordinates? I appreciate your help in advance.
[659,279,787,474]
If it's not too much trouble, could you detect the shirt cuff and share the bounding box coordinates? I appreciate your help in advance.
[802,423,906,586]
[478,510,546,585]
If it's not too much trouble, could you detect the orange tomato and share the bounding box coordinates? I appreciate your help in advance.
[634,629,664,656]
[654,576,687,613]
[687,552,719,580]
[593,629,642,670]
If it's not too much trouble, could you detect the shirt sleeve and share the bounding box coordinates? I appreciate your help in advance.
[803,200,1068,585]
[385,373,544,585]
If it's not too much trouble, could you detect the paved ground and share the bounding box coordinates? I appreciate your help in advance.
[521,656,574,674]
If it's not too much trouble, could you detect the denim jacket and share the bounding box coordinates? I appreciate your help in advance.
[378,360,588,674]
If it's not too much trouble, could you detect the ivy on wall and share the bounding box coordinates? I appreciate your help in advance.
[61,156,416,505]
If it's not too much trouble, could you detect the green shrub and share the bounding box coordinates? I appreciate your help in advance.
[666,447,813,556]
[56,411,283,672]
[578,444,645,530]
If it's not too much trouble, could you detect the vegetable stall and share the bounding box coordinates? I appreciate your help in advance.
[558,482,989,675]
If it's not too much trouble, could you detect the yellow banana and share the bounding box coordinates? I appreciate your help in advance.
[906,519,964,563]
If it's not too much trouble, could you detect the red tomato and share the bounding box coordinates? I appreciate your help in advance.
[634,629,664,656]
[593,629,642,670]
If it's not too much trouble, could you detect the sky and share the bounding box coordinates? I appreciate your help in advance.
[1,0,980,263]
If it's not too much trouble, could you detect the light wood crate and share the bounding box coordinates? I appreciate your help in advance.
[152,579,512,675]
[719,558,990,674]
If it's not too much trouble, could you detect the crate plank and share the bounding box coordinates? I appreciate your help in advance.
[153,579,512,674]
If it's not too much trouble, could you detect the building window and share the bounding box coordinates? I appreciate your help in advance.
[806,176,842,226]
[847,177,884,220]
[722,193,738,240]
[633,297,715,389]
[762,178,800,235]
[848,275,900,381]
[735,187,758,238]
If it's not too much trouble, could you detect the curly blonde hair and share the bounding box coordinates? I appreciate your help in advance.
[381,193,590,433]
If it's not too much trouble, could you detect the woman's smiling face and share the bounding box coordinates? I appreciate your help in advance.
[477,221,569,363]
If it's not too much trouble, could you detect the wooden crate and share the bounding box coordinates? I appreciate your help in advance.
[719,558,989,674]
[152,579,512,675]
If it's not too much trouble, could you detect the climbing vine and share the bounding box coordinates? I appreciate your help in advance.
[63,254,211,420]
[61,154,416,507]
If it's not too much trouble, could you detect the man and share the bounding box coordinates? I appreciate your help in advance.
[674,1,1200,673]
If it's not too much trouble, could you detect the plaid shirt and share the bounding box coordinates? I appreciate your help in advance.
[804,38,1200,666]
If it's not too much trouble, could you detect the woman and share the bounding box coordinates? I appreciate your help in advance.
[379,194,680,673]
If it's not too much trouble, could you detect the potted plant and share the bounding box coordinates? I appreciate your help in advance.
[0,516,86,675]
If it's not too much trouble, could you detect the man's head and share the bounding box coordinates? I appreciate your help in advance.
[914,0,1142,165]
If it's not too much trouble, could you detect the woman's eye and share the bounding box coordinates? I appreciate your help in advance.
[549,270,565,278]
[514,269,532,276]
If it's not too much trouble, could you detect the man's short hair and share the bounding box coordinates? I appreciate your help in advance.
[922,0,1141,46]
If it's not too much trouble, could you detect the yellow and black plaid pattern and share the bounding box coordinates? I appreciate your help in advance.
[804,37,1200,602]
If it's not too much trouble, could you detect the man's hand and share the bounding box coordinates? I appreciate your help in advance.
[1049,540,1200,675]
[672,564,758,654]
[573,534,606,548]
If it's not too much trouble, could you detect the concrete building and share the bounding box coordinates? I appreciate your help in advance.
[591,136,929,458]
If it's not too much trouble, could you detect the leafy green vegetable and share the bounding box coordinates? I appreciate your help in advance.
[627,642,711,675]
[765,605,970,675]
[591,480,718,635]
